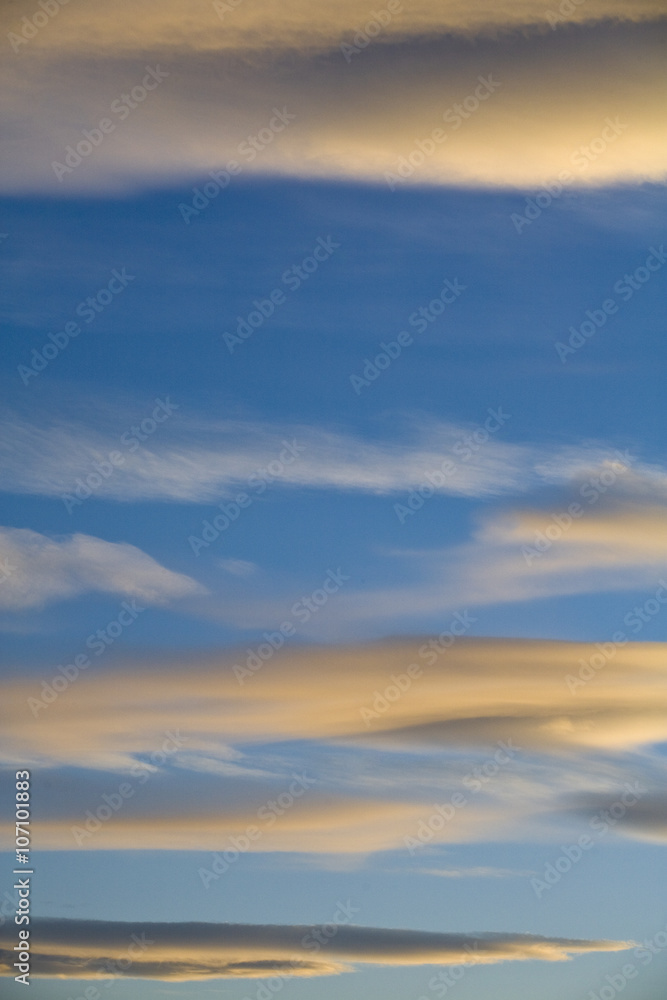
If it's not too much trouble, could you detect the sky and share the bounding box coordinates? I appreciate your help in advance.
[0,1,666,999]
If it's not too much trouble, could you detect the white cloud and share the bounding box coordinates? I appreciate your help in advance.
[218,558,258,577]
[0,527,204,611]
[0,409,650,503]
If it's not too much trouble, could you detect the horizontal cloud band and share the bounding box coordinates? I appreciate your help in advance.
[0,918,633,981]
[1,638,666,853]
[2,15,666,191]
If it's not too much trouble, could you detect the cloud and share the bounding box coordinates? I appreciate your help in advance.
[1,637,666,857]
[14,797,488,854]
[0,409,652,504]
[251,500,667,636]
[0,917,634,981]
[463,503,667,600]
[1,14,665,191]
[0,527,204,611]
[218,559,258,577]
[560,791,667,844]
[414,866,535,878]
[4,639,667,763]
[5,0,666,55]
[2,634,666,851]
[0,411,532,501]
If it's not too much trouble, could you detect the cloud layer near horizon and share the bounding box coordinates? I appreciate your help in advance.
[0,917,634,981]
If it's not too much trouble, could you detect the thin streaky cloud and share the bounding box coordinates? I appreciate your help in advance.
[413,866,535,878]
[0,410,653,503]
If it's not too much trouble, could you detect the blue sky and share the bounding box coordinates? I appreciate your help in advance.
[1,3,667,999]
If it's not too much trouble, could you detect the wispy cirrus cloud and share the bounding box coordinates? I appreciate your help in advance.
[0,410,533,501]
[0,917,634,981]
[348,501,667,621]
[206,496,667,637]
[0,408,652,503]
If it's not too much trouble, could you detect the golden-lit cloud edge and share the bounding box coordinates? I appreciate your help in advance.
[4,639,667,763]
[0,918,634,981]
[1,637,666,852]
[2,18,665,191]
